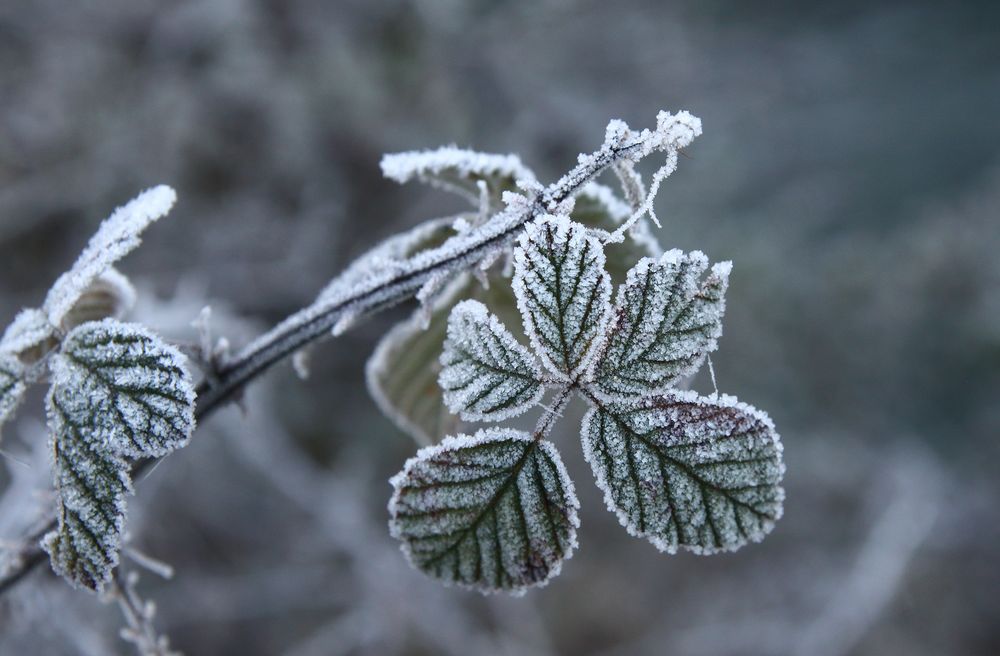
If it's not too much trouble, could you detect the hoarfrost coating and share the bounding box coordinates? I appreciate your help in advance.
[388,428,580,595]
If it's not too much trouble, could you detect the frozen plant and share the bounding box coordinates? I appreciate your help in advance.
[0,186,195,594]
[0,110,784,643]
[387,218,784,593]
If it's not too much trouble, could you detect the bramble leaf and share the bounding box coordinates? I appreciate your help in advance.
[512,216,612,380]
[594,251,729,400]
[42,398,131,592]
[439,300,545,422]
[50,319,195,459]
[367,277,469,447]
[41,319,195,591]
[0,308,57,362]
[389,428,579,594]
[581,390,784,554]
[43,186,175,327]
[381,147,537,205]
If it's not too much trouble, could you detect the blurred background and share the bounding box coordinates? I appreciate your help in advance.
[1,0,998,654]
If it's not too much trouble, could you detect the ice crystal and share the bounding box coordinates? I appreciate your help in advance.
[439,300,545,421]
[388,428,579,594]
[512,216,612,379]
[42,319,195,591]
[581,391,784,554]
[594,250,730,400]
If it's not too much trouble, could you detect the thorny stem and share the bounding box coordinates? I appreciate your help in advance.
[0,112,699,595]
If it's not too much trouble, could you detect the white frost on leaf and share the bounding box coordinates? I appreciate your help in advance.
[512,216,613,380]
[580,390,784,555]
[42,402,132,592]
[0,308,56,359]
[49,319,195,459]
[595,250,730,399]
[439,300,545,422]
[388,428,579,594]
[42,318,195,591]
[43,185,176,327]
[0,354,26,435]
[381,147,537,205]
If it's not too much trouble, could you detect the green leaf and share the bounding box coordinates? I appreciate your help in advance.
[380,147,537,206]
[389,428,579,594]
[42,396,131,591]
[581,390,784,554]
[595,250,729,400]
[50,319,195,459]
[42,318,196,591]
[512,216,612,379]
[439,300,546,422]
[367,270,524,446]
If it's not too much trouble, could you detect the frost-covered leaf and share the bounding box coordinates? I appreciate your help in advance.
[367,276,469,447]
[581,390,784,554]
[42,318,195,591]
[0,354,26,434]
[49,319,195,459]
[595,251,729,400]
[0,308,57,361]
[58,268,136,332]
[381,147,537,205]
[367,269,524,446]
[43,185,176,327]
[42,397,131,591]
[389,428,578,594]
[512,216,612,379]
[439,300,545,422]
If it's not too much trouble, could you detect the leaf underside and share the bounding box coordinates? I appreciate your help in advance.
[389,429,579,594]
[439,300,545,422]
[595,251,729,400]
[581,391,784,554]
[43,318,195,591]
[513,216,612,379]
